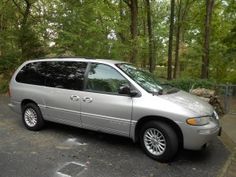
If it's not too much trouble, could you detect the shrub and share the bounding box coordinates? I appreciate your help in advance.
[167,78,215,92]
[0,79,9,94]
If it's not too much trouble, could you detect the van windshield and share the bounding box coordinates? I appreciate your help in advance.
[116,63,179,95]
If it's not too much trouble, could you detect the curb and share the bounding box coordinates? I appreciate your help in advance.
[217,131,236,177]
[217,150,236,177]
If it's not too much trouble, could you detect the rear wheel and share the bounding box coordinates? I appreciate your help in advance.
[22,103,45,131]
[139,121,178,162]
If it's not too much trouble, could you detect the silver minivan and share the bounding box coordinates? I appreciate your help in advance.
[9,58,221,162]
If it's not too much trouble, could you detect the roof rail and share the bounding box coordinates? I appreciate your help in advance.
[35,56,96,60]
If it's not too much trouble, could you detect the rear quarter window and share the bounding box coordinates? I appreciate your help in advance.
[15,61,88,91]
[15,62,47,86]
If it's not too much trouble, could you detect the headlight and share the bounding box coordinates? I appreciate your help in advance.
[213,111,219,120]
[186,117,210,126]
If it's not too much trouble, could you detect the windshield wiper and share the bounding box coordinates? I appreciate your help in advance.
[151,88,163,96]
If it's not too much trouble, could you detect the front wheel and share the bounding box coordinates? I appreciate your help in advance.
[140,121,178,162]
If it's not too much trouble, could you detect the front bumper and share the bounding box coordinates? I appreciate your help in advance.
[180,121,221,150]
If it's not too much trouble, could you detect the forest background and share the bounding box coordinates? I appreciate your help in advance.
[0,0,235,93]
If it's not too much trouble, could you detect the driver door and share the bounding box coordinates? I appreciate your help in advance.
[80,63,133,136]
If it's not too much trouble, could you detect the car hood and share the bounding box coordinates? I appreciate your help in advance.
[160,90,213,116]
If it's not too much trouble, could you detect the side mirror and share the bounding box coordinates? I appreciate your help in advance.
[118,85,139,97]
[129,89,139,97]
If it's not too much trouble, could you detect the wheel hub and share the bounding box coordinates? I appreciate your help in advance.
[144,128,166,156]
[24,108,37,127]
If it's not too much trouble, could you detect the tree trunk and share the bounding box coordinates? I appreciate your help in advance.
[141,1,147,68]
[130,0,138,64]
[12,0,32,60]
[174,0,196,78]
[167,0,175,80]
[145,0,155,73]
[118,0,126,43]
[20,0,31,60]
[124,0,138,64]
[0,14,3,57]
[201,0,214,79]
[173,0,182,79]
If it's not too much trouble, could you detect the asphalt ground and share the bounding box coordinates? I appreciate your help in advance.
[0,96,229,177]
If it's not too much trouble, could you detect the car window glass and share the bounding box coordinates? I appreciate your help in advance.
[86,63,129,94]
[45,61,87,90]
[16,62,47,86]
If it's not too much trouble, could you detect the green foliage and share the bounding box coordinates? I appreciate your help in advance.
[0,54,20,75]
[168,78,215,92]
[19,25,46,60]
[0,0,236,93]
[0,79,8,94]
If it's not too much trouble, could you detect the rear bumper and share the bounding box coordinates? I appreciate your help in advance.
[8,101,21,114]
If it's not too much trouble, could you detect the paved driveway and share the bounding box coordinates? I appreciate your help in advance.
[0,96,229,177]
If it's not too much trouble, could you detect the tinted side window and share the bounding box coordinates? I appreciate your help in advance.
[16,62,47,86]
[86,63,129,94]
[45,61,87,90]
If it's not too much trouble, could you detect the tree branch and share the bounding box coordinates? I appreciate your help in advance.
[12,0,24,15]
[123,0,131,8]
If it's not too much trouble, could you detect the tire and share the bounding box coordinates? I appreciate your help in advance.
[22,103,45,131]
[139,121,178,162]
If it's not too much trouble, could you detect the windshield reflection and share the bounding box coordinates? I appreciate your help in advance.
[117,63,179,95]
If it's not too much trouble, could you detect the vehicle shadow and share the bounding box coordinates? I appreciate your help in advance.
[45,121,136,146]
[44,121,226,164]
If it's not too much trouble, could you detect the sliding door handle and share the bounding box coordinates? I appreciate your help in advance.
[70,95,80,101]
[82,97,93,103]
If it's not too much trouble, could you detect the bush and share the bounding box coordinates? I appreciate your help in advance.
[167,78,215,92]
[0,79,9,94]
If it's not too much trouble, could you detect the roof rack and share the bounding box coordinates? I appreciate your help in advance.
[36,56,96,60]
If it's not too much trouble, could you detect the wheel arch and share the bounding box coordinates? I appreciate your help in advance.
[21,99,38,111]
[21,99,45,131]
[134,116,183,148]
